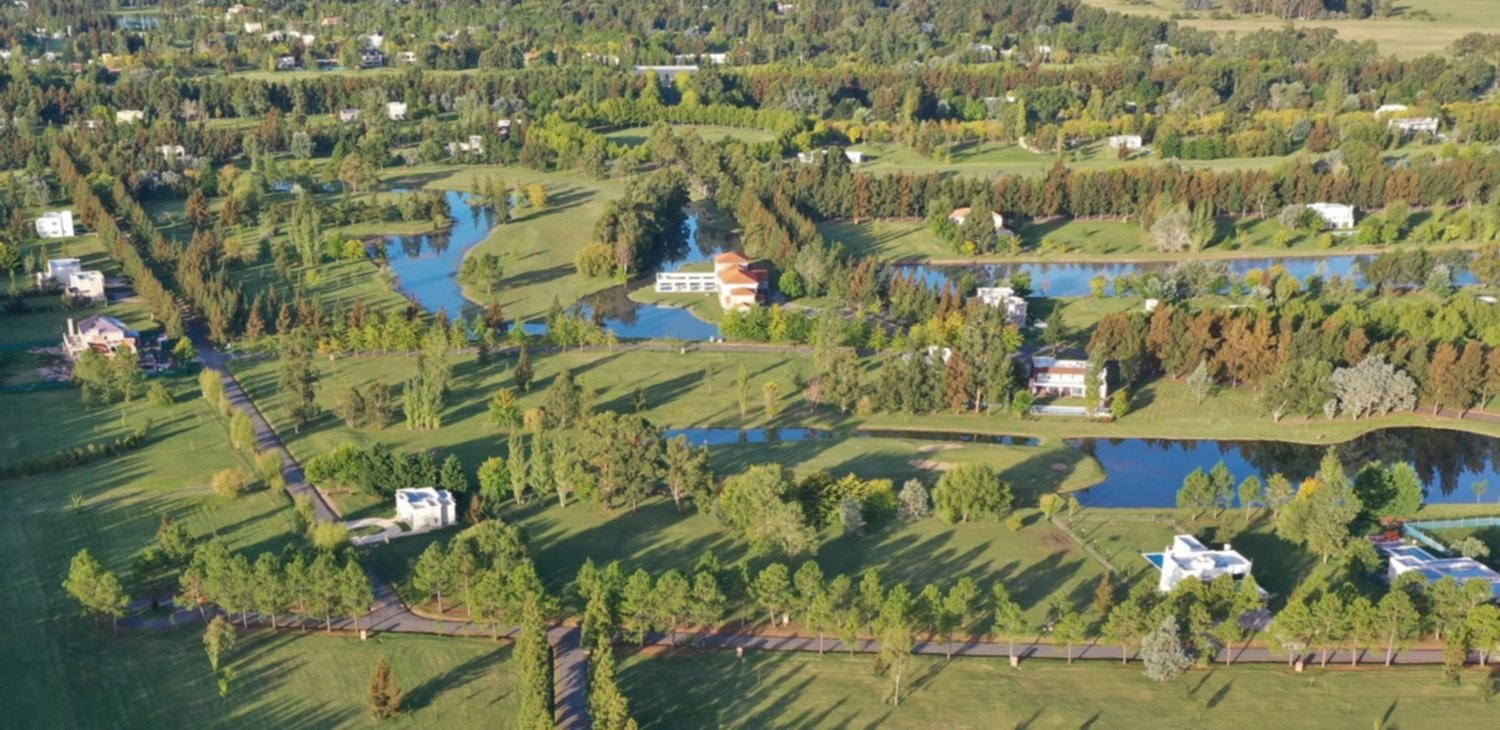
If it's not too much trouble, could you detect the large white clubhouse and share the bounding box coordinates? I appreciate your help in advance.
[653,252,769,310]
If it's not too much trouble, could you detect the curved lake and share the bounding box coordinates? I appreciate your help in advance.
[665,426,1500,509]
[380,191,724,339]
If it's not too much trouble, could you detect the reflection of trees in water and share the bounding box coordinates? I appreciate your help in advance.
[1081,429,1500,499]
[1235,429,1499,498]
[395,235,424,258]
[427,233,451,256]
[582,285,640,327]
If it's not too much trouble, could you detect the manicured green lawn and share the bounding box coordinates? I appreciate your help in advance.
[1083,0,1498,59]
[620,650,1489,729]
[605,125,775,147]
[0,382,284,723]
[373,495,1165,624]
[8,628,516,728]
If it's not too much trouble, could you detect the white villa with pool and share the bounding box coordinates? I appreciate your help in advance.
[1145,534,1259,593]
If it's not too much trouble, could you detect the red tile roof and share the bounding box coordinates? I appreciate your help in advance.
[714,251,750,265]
[718,267,762,286]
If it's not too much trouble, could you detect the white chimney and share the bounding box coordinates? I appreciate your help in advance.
[67,318,76,336]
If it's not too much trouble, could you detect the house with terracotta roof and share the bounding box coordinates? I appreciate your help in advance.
[653,252,770,310]
[62,315,138,361]
[714,252,769,309]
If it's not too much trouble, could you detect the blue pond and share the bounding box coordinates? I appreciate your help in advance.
[663,426,1500,509]
[898,255,1478,298]
[1069,428,1500,508]
[380,192,724,339]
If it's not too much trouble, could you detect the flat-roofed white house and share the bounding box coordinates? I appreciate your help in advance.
[397,51,418,65]
[975,286,1028,327]
[36,210,76,238]
[337,108,360,123]
[395,488,455,531]
[1028,355,1106,399]
[1389,117,1439,135]
[1145,534,1258,593]
[496,118,518,136]
[1307,202,1356,230]
[1107,134,1143,150]
[386,101,408,121]
[1373,538,1500,601]
[445,135,485,157]
[115,109,145,124]
[844,150,866,164]
[62,315,138,360]
[37,258,82,287]
[67,270,106,304]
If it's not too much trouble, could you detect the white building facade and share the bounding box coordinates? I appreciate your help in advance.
[36,210,76,238]
[1307,202,1356,230]
[1028,355,1106,399]
[395,488,456,531]
[1145,534,1256,593]
[975,286,1028,328]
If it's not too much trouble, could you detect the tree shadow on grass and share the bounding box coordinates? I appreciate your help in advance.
[404,642,514,712]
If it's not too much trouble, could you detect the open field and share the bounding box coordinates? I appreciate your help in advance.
[386,165,628,323]
[1082,0,1496,59]
[8,627,516,728]
[606,125,776,147]
[620,650,1492,729]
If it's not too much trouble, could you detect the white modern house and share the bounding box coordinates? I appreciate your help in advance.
[395,488,456,531]
[67,270,106,304]
[446,135,485,157]
[386,101,408,121]
[1144,535,1258,593]
[337,108,360,123]
[1107,134,1144,150]
[496,118,518,136]
[62,315,138,360]
[1307,202,1356,230]
[653,252,769,310]
[115,109,145,124]
[1028,355,1106,399]
[843,150,866,164]
[35,210,76,238]
[158,144,190,163]
[1389,117,1439,135]
[37,258,82,287]
[1374,538,1500,601]
[975,286,1028,328]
